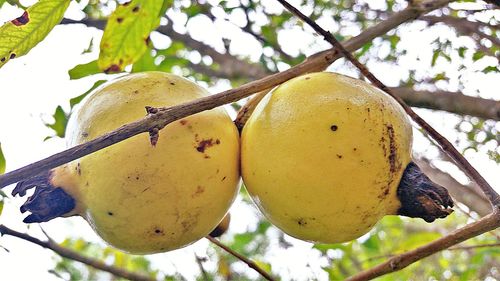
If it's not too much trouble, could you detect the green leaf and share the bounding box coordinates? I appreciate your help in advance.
[0,190,6,217]
[472,51,485,61]
[0,143,5,174]
[45,105,69,139]
[0,0,71,68]
[68,60,100,80]
[98,0,165,73]
[70,80,107,108]
[482,65,499,73]
[431,50,439,66]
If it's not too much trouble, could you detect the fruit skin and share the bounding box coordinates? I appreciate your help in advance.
[241,72,413,244]
[18,72,240,254]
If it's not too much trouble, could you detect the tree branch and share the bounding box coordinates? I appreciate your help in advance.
[0,1,455,189]
[345,210,500,281]
[421,15,500,47]
[275,0,499,207]
[0,225,155,281]
[206,236,275,281]
[391,87,500,121]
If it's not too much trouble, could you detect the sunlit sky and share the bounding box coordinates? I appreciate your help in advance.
[0,0,498,280]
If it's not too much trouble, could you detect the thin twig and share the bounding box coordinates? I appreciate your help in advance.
[0,1,453,189]
[206,236,275,281]
[195,254,210,281]
[0,225,155,281]
[274,0,499,207]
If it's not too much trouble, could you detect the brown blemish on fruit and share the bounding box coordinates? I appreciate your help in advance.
[215,139,220,144]
[179,119,187,125]
[11,11,29,26]
[330,125,338,131]
[133,90,139,94]
[132,6,140,12]
[107,211,114,216]
[386,124,399,173]
[221,176,226,181]
[353,147,357,151]
[336,154,343,159]
[305,77,310,80]
[81,132,89,138]
[135,176,140,180]
[122,1,131,6]
[141,187,150,193]
[170,82,175,85]
[1,57,5,62]
[10,53,16,59]
[104,64,121,73]
[116,17,124,23]
[144,36,151,45]
[196,138,219,153]
[192,186,205,198]
[76,163,81,175]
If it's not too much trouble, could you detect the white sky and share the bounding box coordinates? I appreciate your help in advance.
[0,1,498,280]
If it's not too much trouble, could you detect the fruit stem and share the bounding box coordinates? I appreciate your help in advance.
[11,170,76,223]
[397,162,454,222]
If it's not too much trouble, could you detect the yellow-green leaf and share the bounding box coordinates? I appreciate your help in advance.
[98,0,165,73]
[0,0,71,68]
[0,143,5,174]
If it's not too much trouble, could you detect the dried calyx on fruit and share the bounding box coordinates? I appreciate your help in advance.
[241,72,453,244]
[13,72,240,254]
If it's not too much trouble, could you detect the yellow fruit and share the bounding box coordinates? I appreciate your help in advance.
[241,72,452,244]
[14,72,240,254]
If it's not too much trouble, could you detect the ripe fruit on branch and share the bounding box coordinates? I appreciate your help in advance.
[13,72,240,254]
[241,72,453,244]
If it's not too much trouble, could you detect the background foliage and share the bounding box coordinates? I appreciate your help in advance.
[0,0,498,280]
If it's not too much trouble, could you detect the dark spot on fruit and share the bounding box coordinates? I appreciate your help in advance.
[136,176,140,180]
[221,176,226,181]
[170,82,175,85]
[336,154,343,159]
[133,90,139,94]
[144,36,150,45]
[85,181,89,187]
[132,6,140,12]
[366,108,370,112]
[122,1,131,6]
[11,11,29,26]
[154,228,164,235]
[305,77,310,80]
[81,132,89,138]
[204,155,210,159]
[1,57,5,62]
[215,139,220,144]
[10,53,16,59]
[141,187,150,193]
[353,147,357,151]
[180,119,187,125]
[107,211,114,216]
[116,17,123,23]
[104,64,121,73]
[76,163,81,175]
[196,139,216,153]
[330,125,338,131]
[297,218,307,226]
